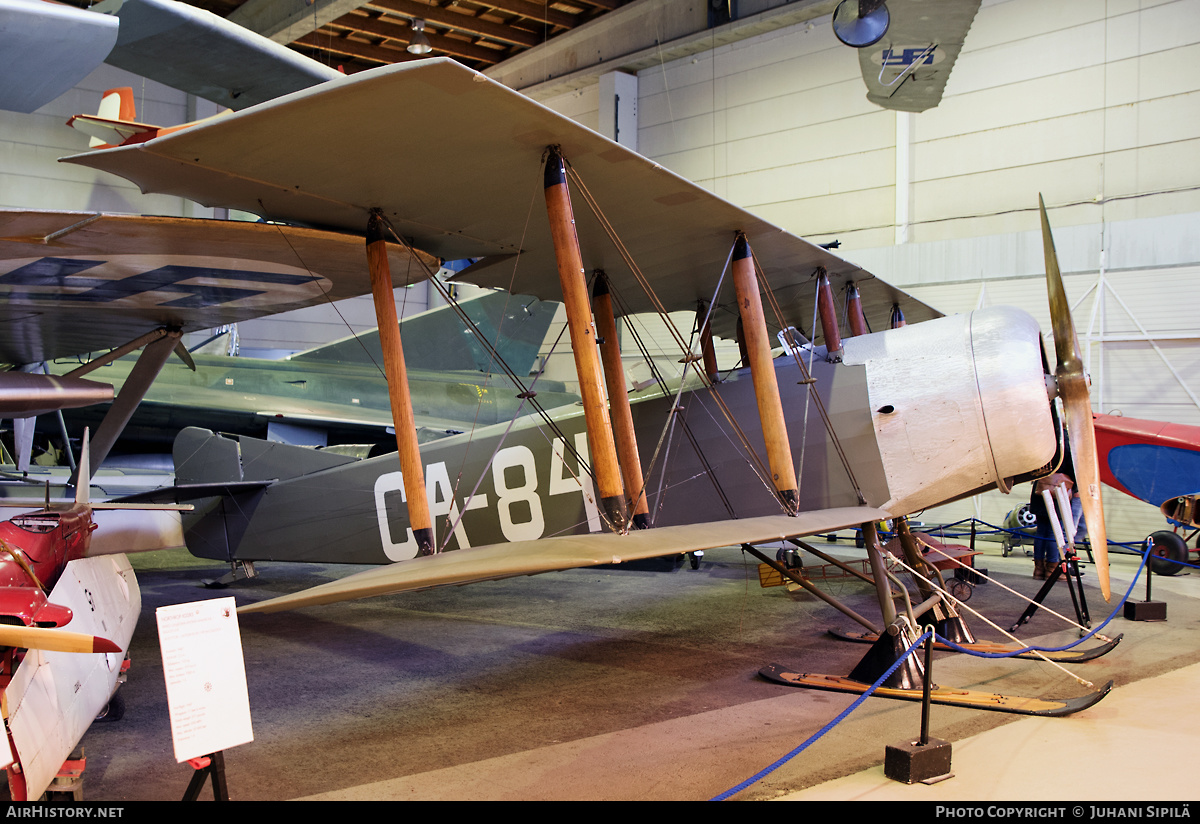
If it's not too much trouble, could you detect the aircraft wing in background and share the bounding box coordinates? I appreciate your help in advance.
[0,0,339,114]
[0,0,119,114]
[0,210,435,366]
[833,0,981,113]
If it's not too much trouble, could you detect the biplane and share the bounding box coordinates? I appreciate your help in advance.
[63,57,1113,716]
[48,288,573,452]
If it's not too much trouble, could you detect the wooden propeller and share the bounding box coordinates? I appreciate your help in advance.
[1040,195,1110,601]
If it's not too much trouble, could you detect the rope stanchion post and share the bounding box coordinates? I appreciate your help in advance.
[883,628,952,784]
[1124,538,1168,621]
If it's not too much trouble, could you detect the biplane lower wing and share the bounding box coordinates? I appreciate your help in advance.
[238,507,889,615]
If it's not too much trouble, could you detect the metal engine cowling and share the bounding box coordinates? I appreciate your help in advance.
[843,306,1056,514]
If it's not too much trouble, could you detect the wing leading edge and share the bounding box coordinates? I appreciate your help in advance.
[238,506,889,615]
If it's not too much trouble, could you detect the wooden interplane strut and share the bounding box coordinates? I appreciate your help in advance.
[366,210,434,556]
[543,147,627,529]
[846,283,869,337]
[731,234,799,513]
[816,268,842,361]
[593,273,649,529]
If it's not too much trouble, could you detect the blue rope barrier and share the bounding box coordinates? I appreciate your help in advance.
[710,630,934,801]
[817,519,1177,555]
[936,549,1150,657]
[714,538,1196,800]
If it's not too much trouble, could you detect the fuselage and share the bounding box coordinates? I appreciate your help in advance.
[179,306,1057,567]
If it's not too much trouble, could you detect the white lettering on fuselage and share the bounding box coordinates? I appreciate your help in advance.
[374,433,599,561]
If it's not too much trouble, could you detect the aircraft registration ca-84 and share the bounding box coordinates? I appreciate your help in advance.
[173,303,1047,565]
[67,57,1112,715]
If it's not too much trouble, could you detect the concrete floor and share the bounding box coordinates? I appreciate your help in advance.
[76,538,1200,801]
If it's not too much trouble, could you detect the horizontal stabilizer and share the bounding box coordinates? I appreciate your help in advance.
[238,506,889,615]
[65,114,160,148]
[88,507,187,556]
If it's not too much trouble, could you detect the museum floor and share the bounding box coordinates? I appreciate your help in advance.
[78,536,1198,801]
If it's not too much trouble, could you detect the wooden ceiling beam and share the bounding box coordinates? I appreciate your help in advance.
[295,31,422,66]
[329,13,508,64]
[366,0,541,48]
[473,0,579,30]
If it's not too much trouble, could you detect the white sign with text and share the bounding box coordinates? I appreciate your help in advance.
[157,597,253,763]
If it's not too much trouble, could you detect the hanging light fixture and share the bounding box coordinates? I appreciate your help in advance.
[407,19,432,55]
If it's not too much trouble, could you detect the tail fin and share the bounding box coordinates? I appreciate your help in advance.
[66,87,161,149]
[173,427,357,486]
[97,87,135,124]
[170,428,358,563]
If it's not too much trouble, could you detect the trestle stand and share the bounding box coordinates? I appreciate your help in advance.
[1009,553,1091,634]
[1011,483,1092,633]
[182,752,228,801]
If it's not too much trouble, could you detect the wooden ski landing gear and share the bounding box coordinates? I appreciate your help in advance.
[828,628,1123,663]
[759,664,1113,717]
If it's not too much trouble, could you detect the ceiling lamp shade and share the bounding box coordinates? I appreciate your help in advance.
[408,19,432,55]
[832,0,891,48]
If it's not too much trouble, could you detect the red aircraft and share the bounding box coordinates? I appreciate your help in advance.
[1094,413,1200,574]
[0,434,185,800]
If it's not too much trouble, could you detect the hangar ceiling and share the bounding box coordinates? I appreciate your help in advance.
[102,0,635,73]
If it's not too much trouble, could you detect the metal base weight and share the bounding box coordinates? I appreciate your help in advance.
[885,737,953,784]
[1124,600,1167,621]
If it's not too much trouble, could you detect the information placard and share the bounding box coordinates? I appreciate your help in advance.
[156,597,253,763]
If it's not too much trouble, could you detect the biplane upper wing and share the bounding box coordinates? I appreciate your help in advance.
[239,507,889,614]
[0,210,435,365]
[62,57,940,345]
